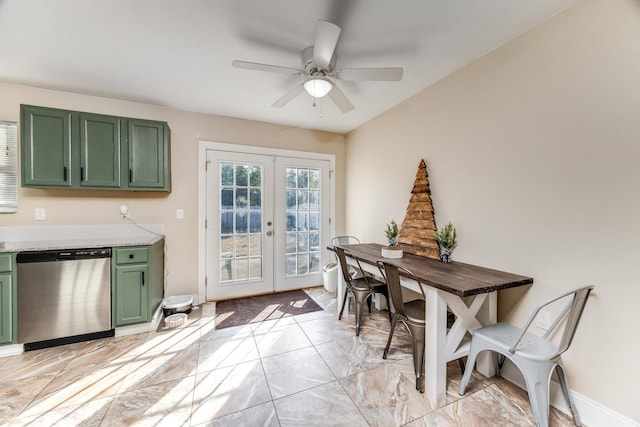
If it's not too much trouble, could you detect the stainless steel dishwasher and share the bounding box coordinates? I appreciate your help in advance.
[17,248,114,350]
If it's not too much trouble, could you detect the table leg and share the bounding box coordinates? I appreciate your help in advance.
[425,286,447,406]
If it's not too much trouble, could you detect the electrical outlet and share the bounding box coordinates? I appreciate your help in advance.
[35,208,46,220]
[176,208,184,219]
[120,204,129,218]
[536,309,551,330]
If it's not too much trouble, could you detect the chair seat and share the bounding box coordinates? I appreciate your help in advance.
[473,322,559,362]
[350,276,386,291]
[404,299,426,325]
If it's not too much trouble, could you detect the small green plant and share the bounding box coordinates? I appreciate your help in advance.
[384,219,400,247]
[434,222,457,250]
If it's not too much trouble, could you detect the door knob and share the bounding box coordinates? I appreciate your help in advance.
[266,231,272,236]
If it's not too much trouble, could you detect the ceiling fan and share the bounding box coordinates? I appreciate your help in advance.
[232,20,404,113]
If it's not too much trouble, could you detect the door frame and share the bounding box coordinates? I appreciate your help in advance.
[198,140,336,303]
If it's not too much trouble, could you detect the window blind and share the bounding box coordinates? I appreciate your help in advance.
[0,121,18,213]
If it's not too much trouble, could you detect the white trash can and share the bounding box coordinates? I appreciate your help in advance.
[322,261,339,293]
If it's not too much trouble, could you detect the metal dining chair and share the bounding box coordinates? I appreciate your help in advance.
[459,286,594,427]
[330,235,363,277]
[335,246,390,336]
[377,260,427,391]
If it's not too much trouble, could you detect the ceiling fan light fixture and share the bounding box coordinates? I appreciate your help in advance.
[304,77,332,98]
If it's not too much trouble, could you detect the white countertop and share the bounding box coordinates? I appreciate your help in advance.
[0,224,164,253]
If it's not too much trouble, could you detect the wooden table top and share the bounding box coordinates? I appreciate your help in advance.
[335,243,533,297]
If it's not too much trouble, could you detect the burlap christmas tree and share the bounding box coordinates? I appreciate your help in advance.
[397,159,440,259]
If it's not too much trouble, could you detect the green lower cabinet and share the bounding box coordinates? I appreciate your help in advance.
[112,241,164,327]
[0,253,17,345]
[114,264,149,326]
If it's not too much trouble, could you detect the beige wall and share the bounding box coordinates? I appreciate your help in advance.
[0,82,346,299]
[345,0,639,421]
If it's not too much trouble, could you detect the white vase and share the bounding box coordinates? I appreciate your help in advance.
[381,246,403,258]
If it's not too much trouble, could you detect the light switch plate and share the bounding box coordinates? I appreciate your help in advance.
[176,208,184,219]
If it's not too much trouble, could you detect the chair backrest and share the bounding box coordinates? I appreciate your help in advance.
[377,260,426,319]
[334,246,354,285]
[331,235,361,246]
[554,286,594,356]
[512,286,594,357]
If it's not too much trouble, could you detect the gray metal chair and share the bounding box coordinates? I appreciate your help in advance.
[459,286,594,427]
[335,246,390,336]
[377,260,427,391]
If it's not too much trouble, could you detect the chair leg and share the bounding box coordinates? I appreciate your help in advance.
[384,293,392,322]
[407,323,426,392]
[458,357,465,373]
[459,346,481,395]
[353,291,371,336]
[555,364,581,426]
[338,289,349,320]
[522,366,553,427]
[383,317,397,359]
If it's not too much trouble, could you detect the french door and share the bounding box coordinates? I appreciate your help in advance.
[205,149,331,300]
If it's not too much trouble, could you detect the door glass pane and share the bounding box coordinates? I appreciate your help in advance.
[220,161,263,284]
[284,167,322,278]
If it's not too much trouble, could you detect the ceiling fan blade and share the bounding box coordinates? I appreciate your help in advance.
[327,85,354,113]
[232,60,303,76]
[272,84,305,108]
[336,67,404,81]
[313,20,341,69]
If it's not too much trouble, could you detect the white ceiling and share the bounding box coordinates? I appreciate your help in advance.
[0,0,577,134]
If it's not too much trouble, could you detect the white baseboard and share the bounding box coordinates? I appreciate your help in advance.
[0,343,23,358]
[114,304,164,337]
[500,363,639,427]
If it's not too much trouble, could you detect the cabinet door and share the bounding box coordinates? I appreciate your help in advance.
[0,273,13,344]
[21,105,72,187]
[79,113,121,188]
[127,120,169,190]
[115,265,149,326]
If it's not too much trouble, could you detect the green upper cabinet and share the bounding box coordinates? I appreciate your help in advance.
[80,113,122,188]
[21,105,73,187]
[126,119,169,189]
[21,105,170,191]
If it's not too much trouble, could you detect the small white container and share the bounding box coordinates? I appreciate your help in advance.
[164,313,187,328]
[381,247,403,258]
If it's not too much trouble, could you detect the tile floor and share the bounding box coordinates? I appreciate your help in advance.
[0,288,579,426]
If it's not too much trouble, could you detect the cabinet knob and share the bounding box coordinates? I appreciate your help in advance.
[129,254,134,259]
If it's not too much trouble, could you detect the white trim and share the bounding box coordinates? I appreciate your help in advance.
[0,343,23,358]
[198,140,336,303]
[500,363,639,427]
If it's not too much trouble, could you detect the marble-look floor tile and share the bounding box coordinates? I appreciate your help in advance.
[0,374,54,422]
[315,336,387,379]
[197,333,259,373]
[297,315,357,345]
[63,333,148,373]
[262,347,336,399]
[21,363,129,417]
[118,341,199,392]
[9,396,113,427]
[253,323,313,358]
[200,319,253,342]
[0,342,87,381]
[137,326,201,357]
[273,381,369,427]
[100,376,194,427]
[193,401,280,427]
[340,361,435,427]
[191,360,272,425]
